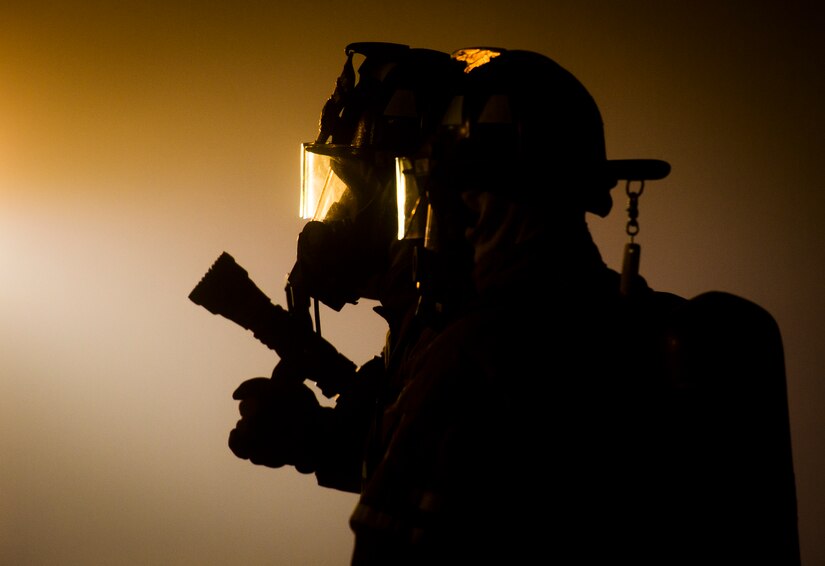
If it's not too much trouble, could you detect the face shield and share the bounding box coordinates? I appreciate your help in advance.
[294,142,402,310]
[394,155,433,242]
[302,141,433,238]
[300,143,381,222]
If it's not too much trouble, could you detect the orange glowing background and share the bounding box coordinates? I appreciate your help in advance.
[1,2,823,564]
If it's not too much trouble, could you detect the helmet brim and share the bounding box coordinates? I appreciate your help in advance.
[606,159,671,182]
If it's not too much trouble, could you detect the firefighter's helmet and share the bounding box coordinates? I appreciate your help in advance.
[417,47,670,223]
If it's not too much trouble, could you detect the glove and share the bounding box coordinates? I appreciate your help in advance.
[228,361,328,473]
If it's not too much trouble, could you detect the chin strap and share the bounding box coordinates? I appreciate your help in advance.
[620,179,645,297]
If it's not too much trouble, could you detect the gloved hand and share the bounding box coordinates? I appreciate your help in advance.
[228,362,329,473]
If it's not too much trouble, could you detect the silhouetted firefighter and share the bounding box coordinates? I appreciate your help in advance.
[190,43,800,565]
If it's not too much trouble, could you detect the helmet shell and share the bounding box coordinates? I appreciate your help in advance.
[431,48,666,217]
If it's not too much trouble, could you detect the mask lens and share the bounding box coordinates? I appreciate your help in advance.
[394,156,430,240]
[300,143,359,221]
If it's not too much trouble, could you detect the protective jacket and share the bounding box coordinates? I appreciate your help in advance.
[348,231,799,564]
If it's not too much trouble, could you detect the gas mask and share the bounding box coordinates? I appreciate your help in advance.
[286,42,462,316]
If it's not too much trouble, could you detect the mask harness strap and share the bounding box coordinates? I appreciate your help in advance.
[620,179,644,297]
[290,50,357,336]
[316,49,356,144]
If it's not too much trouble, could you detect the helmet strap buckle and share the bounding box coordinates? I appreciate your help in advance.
[620,180,645,297]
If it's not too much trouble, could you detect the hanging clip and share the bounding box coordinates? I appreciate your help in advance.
[620,180,645,297]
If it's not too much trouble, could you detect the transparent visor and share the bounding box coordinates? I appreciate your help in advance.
[300,143,361,222]
[394,156,433,242]
[300,143,430,241]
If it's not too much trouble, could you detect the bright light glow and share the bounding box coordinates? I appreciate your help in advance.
[395,157,428,241]
[395,157,409,239]
[300,143,348,220]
